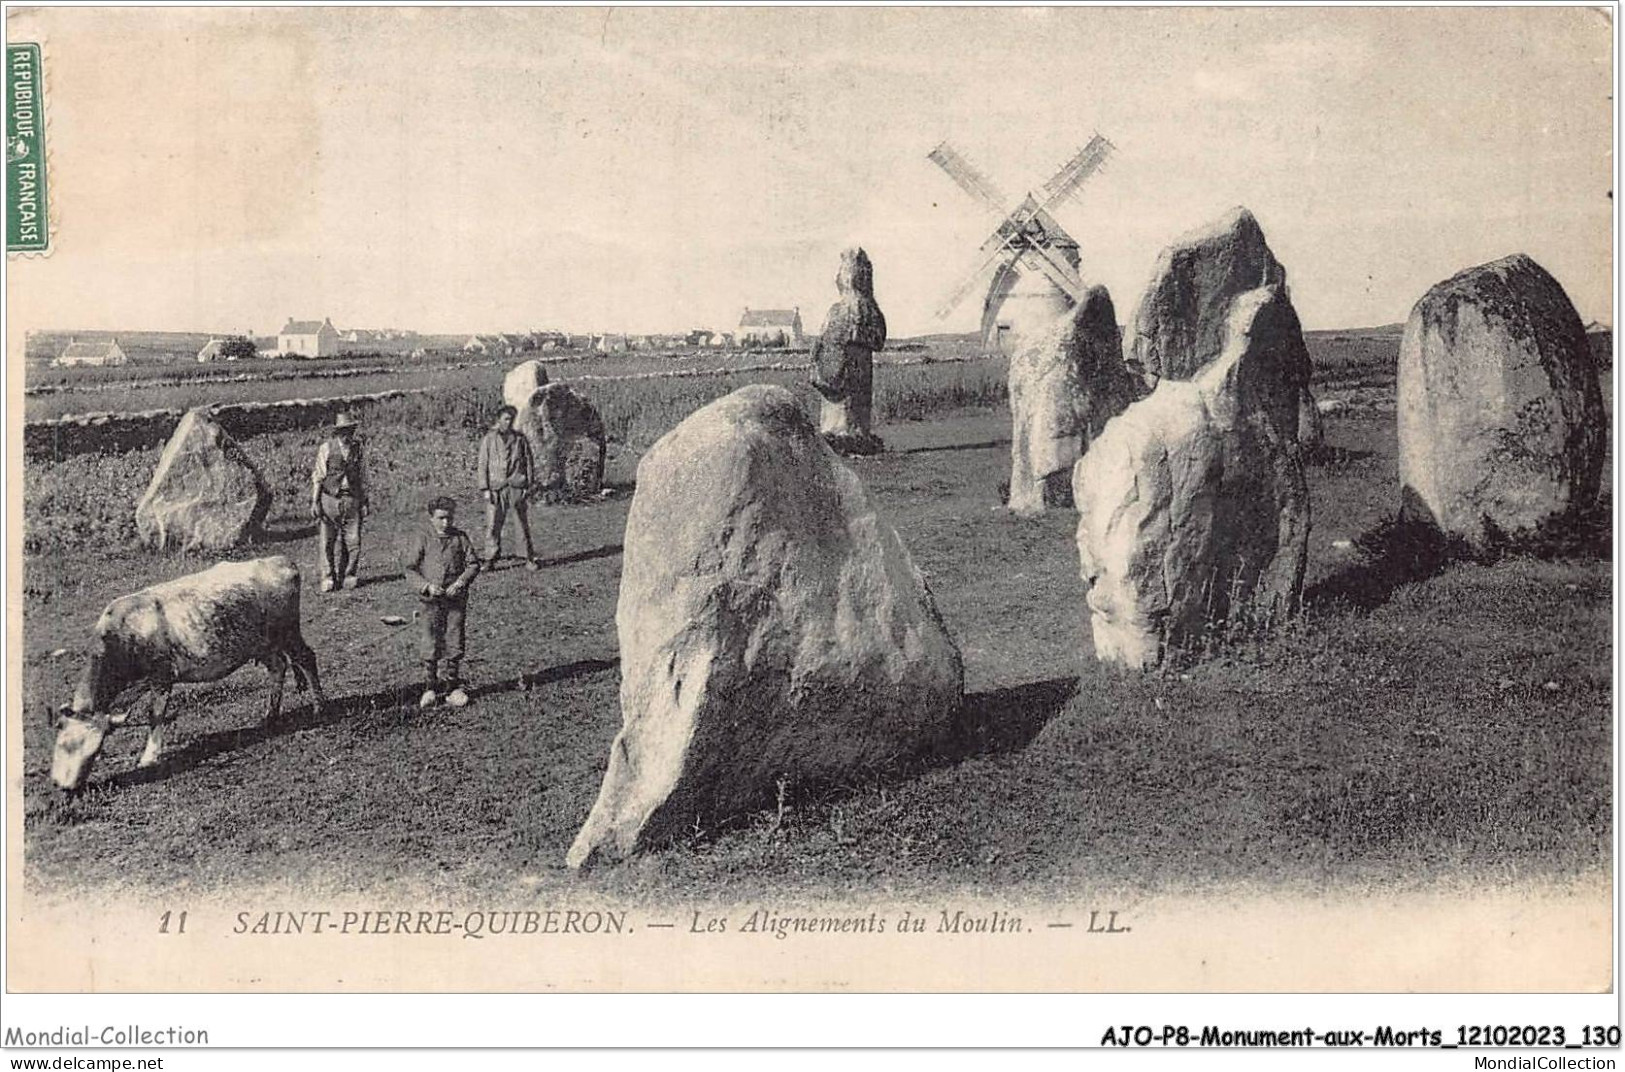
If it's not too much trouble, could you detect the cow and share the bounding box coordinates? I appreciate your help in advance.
[50,555,324,791]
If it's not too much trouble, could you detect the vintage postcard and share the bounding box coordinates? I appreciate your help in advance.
[2,3,1615,1023]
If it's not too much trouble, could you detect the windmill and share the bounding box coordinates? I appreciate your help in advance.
[928,134,1115,355]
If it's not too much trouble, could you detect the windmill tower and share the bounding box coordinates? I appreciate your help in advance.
[929,135,1115,355]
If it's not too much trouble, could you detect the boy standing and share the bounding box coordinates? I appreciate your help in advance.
[401,496,481,709]
[309,411,368,591]
[475,405,541,570]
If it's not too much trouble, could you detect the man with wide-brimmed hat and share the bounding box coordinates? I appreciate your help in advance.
[309,411,369,592]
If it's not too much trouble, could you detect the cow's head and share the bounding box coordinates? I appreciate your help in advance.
[49,706,109,791]
[50,637,141,791]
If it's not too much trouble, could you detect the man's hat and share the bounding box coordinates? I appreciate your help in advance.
[333,411,358,430]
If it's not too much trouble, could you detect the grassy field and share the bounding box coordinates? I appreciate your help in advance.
[26,328,1403,423]
[23,338,979,421]
[26,353,475,395]
[19,383,1612,902]
[22,363,1010,552]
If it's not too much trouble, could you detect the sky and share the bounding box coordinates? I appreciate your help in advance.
[6,6,1614,338]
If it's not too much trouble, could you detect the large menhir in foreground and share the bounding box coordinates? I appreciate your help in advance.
[1398,253,1606,551]
[567,385,964,867]
[50,556,324,791]
[1074,284,1311,670]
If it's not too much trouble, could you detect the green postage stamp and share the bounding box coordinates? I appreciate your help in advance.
[7,42,48,253]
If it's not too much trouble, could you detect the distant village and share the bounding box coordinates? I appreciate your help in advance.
[49,308,808,367]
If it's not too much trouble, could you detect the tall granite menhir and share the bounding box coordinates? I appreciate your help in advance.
[1398,254,1605,550]
[1006,286,1141,515]
[1075,285,1310,670]
[1127,206,1321,449]
[567,385,964,867]
[809,247,888,455]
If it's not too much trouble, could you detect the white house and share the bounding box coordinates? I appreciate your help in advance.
[196,338,224,362]
[738,308,802,346]
[278,317,341,357]
[55,337,128,367]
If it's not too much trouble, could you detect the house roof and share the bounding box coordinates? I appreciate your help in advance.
[282,319,332,335]
[197,339,224,356]
[60,340,124,360]
[740,308,800,327]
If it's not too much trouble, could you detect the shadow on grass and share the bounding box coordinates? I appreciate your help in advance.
[582,675,1080,866]
[104,692,389,791]
[896,438,1010,456]
[1305,445,1376,468]
[1307,514,1462,612]
[1308,490,1612,612]
[479,544,623,572]
[93,656,621,791]
[945,676,1078,761]
[470,657,619,700]
[339,543,623,584]
[260,522,319,544]
[535,544,623,569]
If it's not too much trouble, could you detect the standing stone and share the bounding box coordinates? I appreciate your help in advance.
[1127,206,1321,449]
[566,385,964,867]
[1007,286,1142,515]
[1074,285,1310,670]
[515,384,607,502]
[809,247,888,455]
[135,409,272,552]
[1398,254,1606,549]
[502,359,550,413]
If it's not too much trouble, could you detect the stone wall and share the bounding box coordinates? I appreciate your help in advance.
[24,389,429,460]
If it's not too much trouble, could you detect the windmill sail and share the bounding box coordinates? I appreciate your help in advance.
[1014,242,1085,303]
[929,131,1113,319]
[1038,134,1114,211]
[934,250,1005,321]
[928,142,1010,214]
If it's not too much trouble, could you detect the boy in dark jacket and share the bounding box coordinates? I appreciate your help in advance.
[401,496,481,709]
